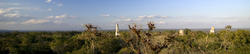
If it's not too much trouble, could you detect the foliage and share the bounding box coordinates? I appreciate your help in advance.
[0,29,250,54]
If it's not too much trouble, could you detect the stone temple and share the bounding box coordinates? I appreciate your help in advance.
[179,29,184,36]
[210,26,215,34]
[115,24,120,36]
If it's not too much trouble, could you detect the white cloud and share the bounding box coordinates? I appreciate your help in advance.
[0,8,21,18]
[0,7,39,18]
[53,20,62,24]
[112,15,170,26]
[3,7,40,11]
[47,16,54,18]
[136,15,168,21]
[47,14,75,19]
[46,0,52,3]
[5,21,17,24]
[21,19,50,24]
[156,21,166,24]
[138,15,154,19]
[0,9,5,14]
[101,14,110,17]
[138,15,168,19]
[0,3,20,6]
[0,8,13,15]
[55,14,67,19]
[119,16,125,18]
[57,3,63,7]
[46,14,75,24]
[47,14,67,19]
[48,8,52,11]
[124,18,132,22]
[113,18,133,22]
[4,13,20,18]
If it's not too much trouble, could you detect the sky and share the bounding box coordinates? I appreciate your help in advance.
[0,0,250,30]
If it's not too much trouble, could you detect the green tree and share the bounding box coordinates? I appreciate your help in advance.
[225,25,232,31]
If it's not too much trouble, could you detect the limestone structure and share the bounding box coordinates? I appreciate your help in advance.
[179,29,184,36]
[210,26,215,34]
[115,24,120,36]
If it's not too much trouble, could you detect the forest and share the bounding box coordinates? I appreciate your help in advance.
[0,24,250,54]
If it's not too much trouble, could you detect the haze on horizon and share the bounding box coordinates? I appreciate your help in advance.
[0,0,250,30]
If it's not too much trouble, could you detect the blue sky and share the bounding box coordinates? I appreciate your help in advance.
[0,0,250,30]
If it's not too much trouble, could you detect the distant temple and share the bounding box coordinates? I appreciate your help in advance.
[115,24,120,36]
[179,29,184,36]
[210,26,215,34]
